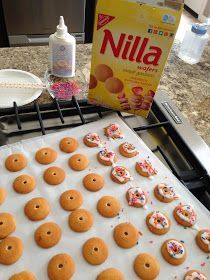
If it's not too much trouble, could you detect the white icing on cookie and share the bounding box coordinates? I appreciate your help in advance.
[137,160,157,176]
[149,211,169,229]
[105,123,123,139]
[112,166,131,183]
[85,132,101,146]
[127,187,147,207]
[201,231,210,245]
[122,142,138,154]
[185,271,207,280]
[176,205,197,225]
[157,183,179,200]
[99,150,116,164]
[166,240,185,259]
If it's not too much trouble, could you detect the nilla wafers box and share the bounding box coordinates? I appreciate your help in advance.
[88,0,183,117]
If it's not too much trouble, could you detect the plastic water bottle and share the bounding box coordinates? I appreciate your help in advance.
[178,24,209,64]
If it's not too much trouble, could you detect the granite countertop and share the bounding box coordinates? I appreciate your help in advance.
[0,43,209,146]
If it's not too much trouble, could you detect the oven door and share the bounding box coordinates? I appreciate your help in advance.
[2,0,86,45]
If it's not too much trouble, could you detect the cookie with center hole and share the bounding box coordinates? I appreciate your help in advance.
[5,153,27,172]
[59,189,83,211]
[83,132,102,147]
[82,237,108,265]
[9,271,36,280]
[13,174,36,194]
[35,147,57,165]
[96,268,124,280]
[113,222,140,249]
[43,166,65,185]
[173,204,197,227]
[0,213,16,239]
[34,222,62,249]
[111,166,132,184]
[119,142,138,158]
[161,239,187,265]
[0,236,23,265]
[134,253,160,280]
[24,197,50,221]
[97,150,117,166]
[126,187,148,208]
[47,253,75,280]
[59,137,79,153]
[146,211,171,235]
[83,173,104,192]
[97,196,120,218]
[154,183,179,203]
[68,209,93,232]
[183,270,207,280]
[195,229,210,253]
[68,154,89,171]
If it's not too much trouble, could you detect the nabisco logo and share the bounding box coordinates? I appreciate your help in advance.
[100,29,162,65]
[97,14,115,30]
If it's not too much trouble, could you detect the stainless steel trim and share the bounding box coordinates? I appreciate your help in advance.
[155,90,210,176]
[9,33,85,46]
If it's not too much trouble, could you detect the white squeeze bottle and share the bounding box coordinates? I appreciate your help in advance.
[49,16,76,77]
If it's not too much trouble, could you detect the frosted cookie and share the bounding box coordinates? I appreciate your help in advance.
[119,142,138,158]
[48,253,75,280]
[5,153,27,172]
[0,213,16,239]
[94,64,113,82]
[161,239,186,265]
[97,149,117,166]
[173,204,197,227]
[43,166,65,185]
[196,229,210,253]
[35,147,57,165]
[154,183,179,203]
[105,77,124,94]
[13,174,36,194]
[97,196,120,218]
[68,154,89,171]
[83,173,104,192]
[134,253,160,280]
[89,74,97,89]
[113,222,140,249]
[184,270,207,280]
[111,166,132,184]
[146,211,170,235]
[82,237,108,265]
[0,187,6,205]
[9,271,36,280]
[126,187,148,208]
[0,236,23,265]
[83,132,102,147]
[59,137,79,153]
[24,197,50,221]
[135,160,157,178]
[97,268,124,280]
[68,209,93,232]
[104,123,123,139]
[34,222,62,249]
[59,189,83,211]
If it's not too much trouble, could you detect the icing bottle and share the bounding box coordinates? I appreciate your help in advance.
[49,16,76,77]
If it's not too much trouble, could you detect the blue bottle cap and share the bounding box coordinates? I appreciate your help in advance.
[191,24,207,35]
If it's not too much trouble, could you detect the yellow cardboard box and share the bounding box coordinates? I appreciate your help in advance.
[88,0,183,117]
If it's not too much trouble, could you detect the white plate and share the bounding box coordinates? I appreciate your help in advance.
[0,69,43,108]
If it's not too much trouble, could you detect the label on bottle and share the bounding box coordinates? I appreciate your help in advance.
[52,43,75,77]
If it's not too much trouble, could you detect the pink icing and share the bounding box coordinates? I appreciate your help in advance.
[105,123,123,139]
[137,160,157,176]
[127,187,147,207]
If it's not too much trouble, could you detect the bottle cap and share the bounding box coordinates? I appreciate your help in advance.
[56,16,68,36]
[191,24,207,35]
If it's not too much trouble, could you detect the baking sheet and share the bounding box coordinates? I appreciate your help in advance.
[0,113,209,280]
